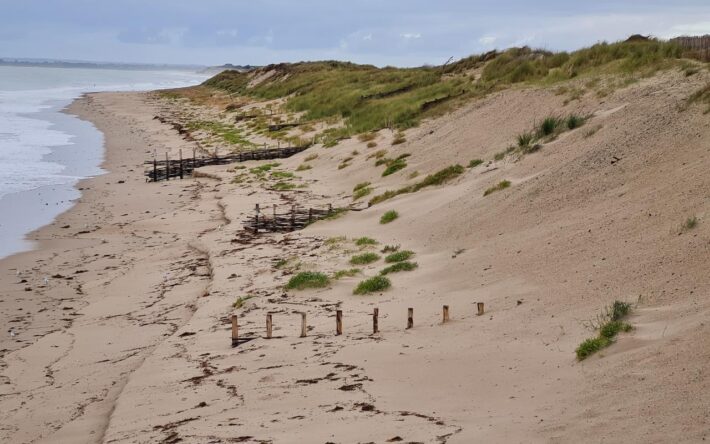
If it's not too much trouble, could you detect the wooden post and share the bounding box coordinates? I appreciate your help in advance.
[214,147,218,158]
[153,157,157,182]
[373,308,379,334]
[192,148,196,171]
[179,149,184,179]
[336,310,343,335]
[266,314,273,339]
[477,302,485,316]
[407,308,413,329]
[308,208,313,224]
[290,205,296,230]
[443,305,450,323]
[165,152,170,180]
[328,203,333,215]
[273,204,277,231]
[231,315,239,347]
[300,312,307,338]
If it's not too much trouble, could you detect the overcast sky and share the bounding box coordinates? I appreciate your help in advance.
[1,1,709,67]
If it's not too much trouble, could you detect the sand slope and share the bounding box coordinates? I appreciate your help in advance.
[1,69,709,443]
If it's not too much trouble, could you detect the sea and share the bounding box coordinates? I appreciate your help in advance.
[0,65,208,259]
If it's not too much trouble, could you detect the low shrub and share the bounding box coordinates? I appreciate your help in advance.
[681,216,698,232]
[296,164,312,171]
[353,276,392,294]
[367,141,378,148]
[468,159,484,168]
[538,116,562,137]
[381,244,400,253]
[380,210,399,224]
[285,272,330,290]
[350,252,381,265]
[392,133,406,145]
[380,261,418,275]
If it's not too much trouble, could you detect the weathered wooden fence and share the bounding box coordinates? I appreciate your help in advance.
[145,145,308,182]
[243,203,337,233]
[230,303,487,347]
[672,35,710,61]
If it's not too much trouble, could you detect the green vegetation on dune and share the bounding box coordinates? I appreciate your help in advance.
[170,39,703,149]
[576,301,633,360]
[204,61,470,137]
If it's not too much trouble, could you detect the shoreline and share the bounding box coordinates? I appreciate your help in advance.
[0,91,216,442]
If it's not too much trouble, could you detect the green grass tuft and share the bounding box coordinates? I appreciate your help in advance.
[681,216,698,232]
[576,300,633,360]
[355,236,378,246]
[353,276,391,294]
[517,132,535,147]
[385,250,414,263]
[285,272,330,290]
[483,180,511,196]
[233,295,254,309]
[350,252,381,265]
[468,159,484,168]
[380,261,418,275]
[380,210,399,224]
[566,114,586,129]
[382,157,407,176]
[333,268,361,279]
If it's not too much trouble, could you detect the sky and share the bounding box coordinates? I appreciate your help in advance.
[1,0,709,67]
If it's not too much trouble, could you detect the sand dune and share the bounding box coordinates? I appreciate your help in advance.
[1,68,708,443]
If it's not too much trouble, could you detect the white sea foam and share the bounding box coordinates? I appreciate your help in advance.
[0,65,208,257]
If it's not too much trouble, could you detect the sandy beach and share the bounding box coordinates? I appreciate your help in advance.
[1,67,709,443]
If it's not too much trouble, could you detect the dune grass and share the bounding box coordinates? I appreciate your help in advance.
[355,236,378,246]
[333,268,361,279]
[385,250,414,263]
[468,159,484,168]
[350,252,381,265]
[576,301,633,360]
[353,276,391,295]
[285,272,330,290]
[369,164,465,205]
[483,180,511,196]
[380,210,399,224]
[380,261,418,275]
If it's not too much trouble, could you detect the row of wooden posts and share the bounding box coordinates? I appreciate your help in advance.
[231,303,485,346]
[244,203,337,233]
[146,144,308,182]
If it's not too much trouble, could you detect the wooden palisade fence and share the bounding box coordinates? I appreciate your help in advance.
[243,203,338,233]
[145,145,308,182]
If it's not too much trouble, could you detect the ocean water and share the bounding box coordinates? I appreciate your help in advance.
[0,65,207,259]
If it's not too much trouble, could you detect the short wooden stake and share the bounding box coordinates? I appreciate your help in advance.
[308,208,313,224]
[300,312,307,338]
[290,205,296,230]
[266,314,273,339]
[336,310,343,335]
[192,148,196,170]
[407,308,413,329]
[443,305,450,323]
[231,315,239,347]
[327,203,333,215]
[179,149,184,179]
[477,302,485,316]
[372,308,379,334]
[165,152,170,180]
[153,157,157,182]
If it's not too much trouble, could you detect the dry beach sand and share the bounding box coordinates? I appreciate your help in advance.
[1,69,709,443]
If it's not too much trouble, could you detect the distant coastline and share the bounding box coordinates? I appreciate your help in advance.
[0,57,257,74]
